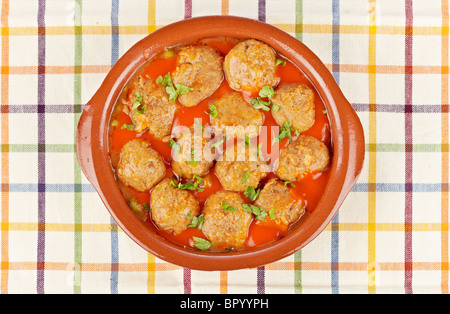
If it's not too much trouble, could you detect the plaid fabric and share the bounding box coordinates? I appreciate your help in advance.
[0,0,449,294]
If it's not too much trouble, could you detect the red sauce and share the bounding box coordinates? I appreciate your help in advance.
[108,37,332,252]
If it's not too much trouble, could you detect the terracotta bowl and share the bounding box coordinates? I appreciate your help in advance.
[76,16,365,271]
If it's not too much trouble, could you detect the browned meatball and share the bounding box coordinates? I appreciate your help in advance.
[209,92,264,138]
[116,139,166,192]
[123,75,176,140]
[201,190,253,248]
[275,135,330,182]
[150,178,200,235]
[271,83,315,133]
[172,45,224,107]
[254,178,305,226]
[215,143,269,192]
[224,39,279,92]
[171,125,214,179]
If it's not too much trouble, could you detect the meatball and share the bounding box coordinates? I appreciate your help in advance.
[215,143,269,192]
[209,92,264,138]
[150,178,200,235]
[201,190,253,248]
[275,135,330,182]
[116,139,166,192]
[171,125,214,179]
[172,45,224,107]
[224,39,279,92]
[271,83,315,133]
[254,178,305,226]
[123,75,176,140]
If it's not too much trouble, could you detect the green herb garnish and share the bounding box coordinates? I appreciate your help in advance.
[242,203,267,221]
[250,97,271,111]
[211,136,226,148]
[276,58,286,66]
[242,171,250,183]
[156,72,193,101]
[121,123,135,131]
[168,139,181,153]
[284,180,296,187]
[193,237,213,251]
[256,143,263,157]
[259,86,275,99]
[207,104,218,118]
[244,186,261,201]
[268,208,275,220]
[244,135,250,147]
[195,118,205,132]
[272,121,293,144]
[188,148,197,166]
[175,83,194,95]
[188,214,205,229]
[181,175,204,192]
[131,92,145,113]
[221,200,237,212]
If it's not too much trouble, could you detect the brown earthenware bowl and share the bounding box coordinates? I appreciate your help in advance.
[76,16,365,271]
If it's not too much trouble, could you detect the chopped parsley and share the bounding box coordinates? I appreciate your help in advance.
[188,214,205,229]
[268,208,276,220]
[251,86,278,111]
[121,123,135,131]
[276,58,286,66]
[221,200,236,212]
[250,97,271,111]
[272,121,293,144]
[195,118,205,132]
[284,180,296,187]
[244,186,261,201]
[168,139,181,153]
[188,148,197,166]
[156,72,193,101]
[211,136,226,148]
[256,143,263,157]
[242,203,267,221]
[169,174,204,192]
[259,86,275,99]
[242,171,250,183]
[193,237,213,251]
[131,92,145,114]
[244,135,250,147]
[206,104,218,118]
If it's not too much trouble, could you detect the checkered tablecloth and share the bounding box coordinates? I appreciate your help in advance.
[0,0,448,294]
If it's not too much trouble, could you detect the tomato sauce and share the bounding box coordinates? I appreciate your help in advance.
[108,37,332,252]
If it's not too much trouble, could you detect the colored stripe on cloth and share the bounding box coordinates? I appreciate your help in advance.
[441,0,450,294]
[222,0,229,15]
[74,0,83,294]
[368,0,377,294]
[37,0,46,294]
[0,0,9,294]
[331,0,340,294]
[110,0,120,294]
[404,0,414,295]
